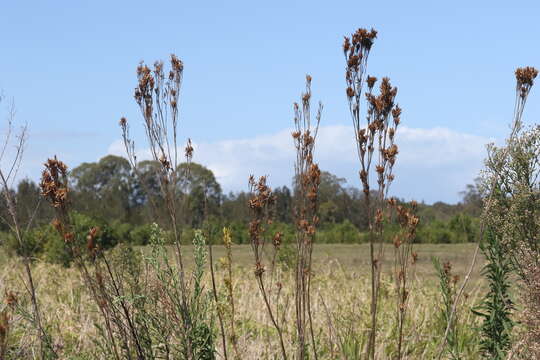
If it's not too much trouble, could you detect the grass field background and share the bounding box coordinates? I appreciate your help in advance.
[0,243,488,359]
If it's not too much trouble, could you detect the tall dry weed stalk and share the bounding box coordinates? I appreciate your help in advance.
[292,75,322,360]
[219,227,241,359]
[120,55,207,359]
[435,67,539,360]
[343,27,401,359]
[41,156,215,359]
[40,157,129,359]
[248,175,288,359]
[120,54,190,282]
[481,66,539,358]
[38,54,217,359]
[390,200,419,359]
[433,258,462,359]
[0,96,57,359]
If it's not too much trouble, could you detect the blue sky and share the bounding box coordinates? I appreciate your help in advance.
[1,0,539,203]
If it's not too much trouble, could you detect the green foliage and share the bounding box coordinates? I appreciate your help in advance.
[190,230,216,359]
[472,229,514,359]
[143,224,216,359]
[319,220,362,243]
[3,228,44,258]
[417,214,477,244]
[127,223,155,245]
[1,153,487,246]
[276,242,296,270]
[4,212,118,266]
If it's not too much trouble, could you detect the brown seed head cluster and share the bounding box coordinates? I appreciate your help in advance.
[515,66,539,98]
[248,176,280,279]
[134,54,184,125]
[515,66,538,87]
[293,75,323,242]
[185,138,194,162]
[40,157,69,209]
[134,63,154,120]
[366,75,377,90]
[344,28,377,102]
[366,78,397,118]
[86,226,100,257]
[159,154,171,170]
[248,176,275,213]
[4,291,17,308]
[393,203,420,245]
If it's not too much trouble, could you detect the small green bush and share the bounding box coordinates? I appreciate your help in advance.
[2,212,119,266]
[319,220,362,243]
[128,223,155,245]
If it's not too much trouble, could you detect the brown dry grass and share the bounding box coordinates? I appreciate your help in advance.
[0,243,486,359]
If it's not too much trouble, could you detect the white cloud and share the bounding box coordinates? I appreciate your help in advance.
[108,125,493,204]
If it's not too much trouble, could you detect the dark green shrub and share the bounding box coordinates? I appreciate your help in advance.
[8,212,120,266]
[3,228,44,258]
[472,229,514,359]
[417,221,454,244]
[111,221,134,243]
[320,220,361,243]
[226,221,249,244]
[448,213,477,243]
[276,242,296,269]
[128,223,155,245]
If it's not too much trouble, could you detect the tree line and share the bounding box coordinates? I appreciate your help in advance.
[0,154,483,263]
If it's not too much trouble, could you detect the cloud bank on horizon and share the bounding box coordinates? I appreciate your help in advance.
[108,125,492,204]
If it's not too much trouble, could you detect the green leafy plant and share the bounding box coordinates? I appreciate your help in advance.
[472,228,514,359]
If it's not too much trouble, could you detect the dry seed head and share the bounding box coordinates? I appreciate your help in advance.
[185,138,194,161]
[159,154,171,170]
[443,261,452,276]
[170,54,184,72]
[51,218,62,232]
[273,232,282,247]
[411,251,418,264]
[515,66,538,87]
[367,75,377,89]
[64,232,74,243]
[87,226,99,254]
[4,290,17,308]
[393,235,401,248]
[254,262,265,277]
[343,36,351,54]
[392,105,402,119]
[40,156,69,208]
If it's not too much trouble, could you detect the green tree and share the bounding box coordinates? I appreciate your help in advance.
[176,162,222,227]
[70,155,136,222]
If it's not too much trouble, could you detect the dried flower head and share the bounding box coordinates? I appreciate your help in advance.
[185,138,194,161]
[4,290,17,308]
[515,66,538,87]
[367,76,377,89]
[40,156,69,209]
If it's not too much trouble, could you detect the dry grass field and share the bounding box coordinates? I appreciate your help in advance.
[0,243,487,359]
